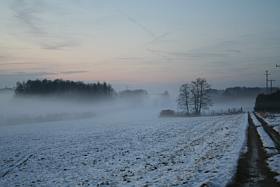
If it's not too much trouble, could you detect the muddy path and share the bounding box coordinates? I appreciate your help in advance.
[227,113,279,187]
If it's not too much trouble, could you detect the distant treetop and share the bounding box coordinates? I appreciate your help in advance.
[119,89,148,98]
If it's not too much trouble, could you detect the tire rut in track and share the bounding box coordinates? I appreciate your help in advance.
[254,113,280,150]
[227,113,279,187]
[0,154,33,178]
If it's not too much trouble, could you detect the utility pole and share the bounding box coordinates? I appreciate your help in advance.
[269,79,275,93]
[265,70,271,93]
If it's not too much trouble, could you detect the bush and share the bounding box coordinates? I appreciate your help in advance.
[160,109,176,117]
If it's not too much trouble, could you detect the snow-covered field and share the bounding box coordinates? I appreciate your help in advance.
[0,112,247,187]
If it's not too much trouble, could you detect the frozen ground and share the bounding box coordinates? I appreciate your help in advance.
[251,113,280,182]
[262,113,280,134]
[0,112,247,187]
[251,114,275,152]
[268,154,280,182]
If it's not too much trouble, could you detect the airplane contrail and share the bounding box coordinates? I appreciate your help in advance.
[117,9,156,38]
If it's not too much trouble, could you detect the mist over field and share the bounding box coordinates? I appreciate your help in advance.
[0,87,256,127]
[0,89,172,126]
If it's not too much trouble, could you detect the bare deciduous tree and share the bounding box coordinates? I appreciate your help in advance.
[177,83,190,114]
[178,78,211,115]
[191,78,211,114]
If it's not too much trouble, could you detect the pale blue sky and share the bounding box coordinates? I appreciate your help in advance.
[0,0,280,91]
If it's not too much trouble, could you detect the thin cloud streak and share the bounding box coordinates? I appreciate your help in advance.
[147,48,230,59]
[11,0,46,35]
[60,71,88,75]
[40,41,79,50]
[0,62,35,66]
[118,9,156,38]
[10,0,79,50]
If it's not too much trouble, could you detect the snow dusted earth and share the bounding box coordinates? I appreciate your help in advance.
[262,113,280,134]
[251,114,275,153]
[0,113,247,187]
[251,113,280,182]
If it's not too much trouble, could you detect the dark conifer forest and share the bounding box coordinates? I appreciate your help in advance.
[15,79,115,99]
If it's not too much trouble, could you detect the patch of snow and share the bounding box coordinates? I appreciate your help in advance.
[261,113,280,135]
[250,114,278,153]
[250,113,261,127]
[267,154,280,182]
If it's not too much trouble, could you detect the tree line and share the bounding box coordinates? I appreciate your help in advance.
[223,87,276,97]
[177,78,211,115]
[255,90,280,112]
[15,79,115,98]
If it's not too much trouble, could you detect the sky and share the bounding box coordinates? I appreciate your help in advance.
[0,0,280,92]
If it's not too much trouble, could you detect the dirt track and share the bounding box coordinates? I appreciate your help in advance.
[254,113,280,150]
[227,113,279,187]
